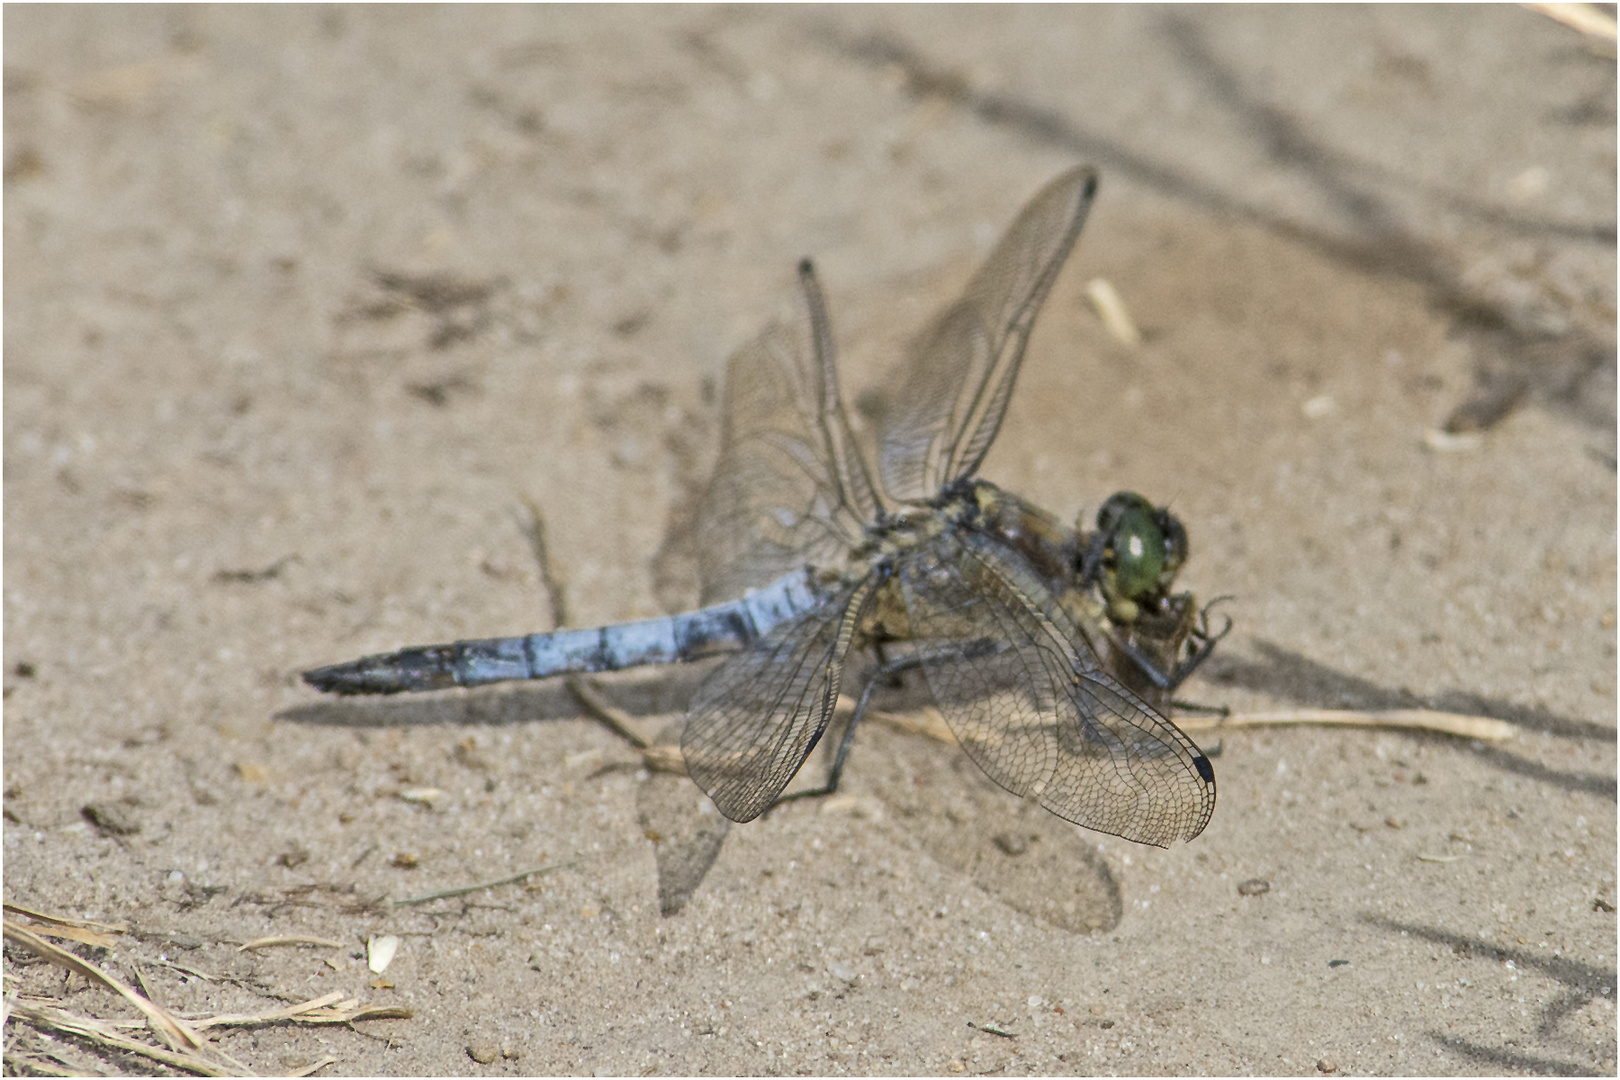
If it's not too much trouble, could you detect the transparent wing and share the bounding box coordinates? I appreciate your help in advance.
[896,529,1215,848]
[693,263,880,605]
[681,576,875,823]
[879,167,1098,502]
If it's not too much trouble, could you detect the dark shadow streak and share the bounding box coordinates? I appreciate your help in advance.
[278,683,581,730]
[1156,13,1613,435]
[1431,1034,1607,1078]
[810,23,1612,247]
[277,665,712,730]
[809,18,1616,435]
[1364,915,1616,1070]
[1220,641,1615,743]
[1210,640,1616,800]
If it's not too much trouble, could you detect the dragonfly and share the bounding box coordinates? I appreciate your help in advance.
[304,166,1218,848]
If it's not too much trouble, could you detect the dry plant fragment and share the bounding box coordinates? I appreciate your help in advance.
[8,964,413,1077]
[4,919,207,1054]
[237,935,345,952]
[185,990,415,1028]
[366,934,400,973]
[7,999,239,1077]
[1175,708,1515,741]
[871,704,1515,744]
[1522,2,1619,50]
[3,917,253,1075]
[393,862,575,906]
[1084,277,1142,348]
[4,902,126,948]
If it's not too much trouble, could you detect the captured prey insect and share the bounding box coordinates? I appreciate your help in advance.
[304,166,1219,848]
[1074,492,1231,718]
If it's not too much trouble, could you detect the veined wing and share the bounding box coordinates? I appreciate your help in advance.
[693,262,880,605]
[681,575,876,823]
[895,529,1214,848]
[878,167,1097,503]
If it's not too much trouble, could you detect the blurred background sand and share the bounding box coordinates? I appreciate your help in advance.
[5,6,1615,1074]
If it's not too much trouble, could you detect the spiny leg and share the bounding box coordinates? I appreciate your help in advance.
[1099,598,1234,715]
[766,653,919,813]
[1166,600,1234,716]
[1110,600,1233,691]
[769,638,1003,814]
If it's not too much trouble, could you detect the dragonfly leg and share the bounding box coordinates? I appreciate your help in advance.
[1166,598,1234,690]
[768,639,1004,815]
[1164,599,1235,715]
[872,641,909,689]
[1106,633,1176,692]
[1167,696,1230,717]
[768,651,928,814]
[1109,596,1234,697]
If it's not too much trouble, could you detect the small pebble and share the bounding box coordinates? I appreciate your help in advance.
[468,1044,499,1064]
[1237,878,1270,896]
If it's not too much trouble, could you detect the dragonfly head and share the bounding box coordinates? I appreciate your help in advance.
[1087,492,1188,623]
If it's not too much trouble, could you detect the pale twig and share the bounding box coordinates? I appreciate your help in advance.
[1522,3,1618,43]
[566,675,650,751]
[186,990,344,1028]
[185,990,414,1028]
[3,902,127,948]
[871,705,955,744]
[1175,708,1515,741]
[640,742,688,775]
[871,704,1515,744]
[7,911,411,1079]
[3,902,129,932]
[1084,278,1142,347]
[237,936,345,953]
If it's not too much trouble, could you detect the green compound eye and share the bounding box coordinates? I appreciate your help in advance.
[1105,494,1165,601]
[1095,491,1188,604]
[1158,511,1188,584]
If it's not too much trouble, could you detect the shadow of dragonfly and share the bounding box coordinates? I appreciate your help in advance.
[300,167,1230,925]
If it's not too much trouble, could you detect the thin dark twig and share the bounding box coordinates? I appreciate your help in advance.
[393,862,576,907]
[516,499,649,750]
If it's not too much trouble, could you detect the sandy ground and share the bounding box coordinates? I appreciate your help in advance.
[5,6,1617,1076]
